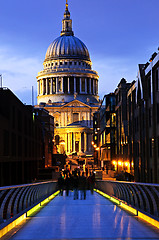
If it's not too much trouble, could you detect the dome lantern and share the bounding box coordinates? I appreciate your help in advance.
[61,0,74,36]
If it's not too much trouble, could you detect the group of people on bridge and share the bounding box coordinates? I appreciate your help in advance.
[57,169,96,200]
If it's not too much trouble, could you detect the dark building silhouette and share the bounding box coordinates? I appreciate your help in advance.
[135,52,159,183]
[0,88,54,186]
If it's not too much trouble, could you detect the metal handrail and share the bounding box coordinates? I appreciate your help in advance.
[96,180,159,219]
[0,181,57,224]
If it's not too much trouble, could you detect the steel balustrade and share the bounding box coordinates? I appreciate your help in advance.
[96,180,159,218]
[0,181,57,224]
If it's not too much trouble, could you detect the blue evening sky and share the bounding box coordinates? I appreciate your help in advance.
[0,0,158,104]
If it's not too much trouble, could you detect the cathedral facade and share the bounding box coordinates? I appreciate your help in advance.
[36,1,99,156]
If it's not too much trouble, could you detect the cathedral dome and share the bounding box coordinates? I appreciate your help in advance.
[45,35,90,62]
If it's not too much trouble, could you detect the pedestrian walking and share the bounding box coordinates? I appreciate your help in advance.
[57,173,64,196]
[73,171,79,200]
[65,173,70,196]
[79,172,87,199]
[88,171,95,194]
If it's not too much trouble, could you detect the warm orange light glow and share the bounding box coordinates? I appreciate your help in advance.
[94,144,97,148]
[118,161,122,166]
[60,141,65,145]
[112,161,117,165]
[91,141,94,145]
[96,147,100,151]
[125,162,128,167]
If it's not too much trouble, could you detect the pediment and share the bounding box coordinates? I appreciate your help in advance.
[54,111,61,116]
[61,100,91,108]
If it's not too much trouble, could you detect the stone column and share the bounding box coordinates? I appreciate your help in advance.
[74,77,76,93]
[61,77,64,93]
[89,78,91,94]
[74,132,76,152]
[70,132,72,152]
[94,79,96,95]
[65,112,67,126]
[51,78,53,94]
[68,77,70,93]
[84,132,87,152]
[64,133,67,153]
[37,81,39,96]
[72,132,74,152]
[46,78,48,95]
[42,79,44,95]
[96,80,98,94]
[67,133,68,153]
[79,132,81,152]
[61,112,64,126]
[93,79,95,95]
[85,78,87,93]
[80,78,82,93]
[56,77,58,93]
[90,109,92,127]
[68,132,70,153]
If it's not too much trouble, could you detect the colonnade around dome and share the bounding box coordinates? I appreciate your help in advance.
[37,76,98,98]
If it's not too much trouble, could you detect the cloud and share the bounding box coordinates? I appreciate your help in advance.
[92,55,138,99]
[0,45,139,103]
[0,46,42,104]
[0,46,41,90]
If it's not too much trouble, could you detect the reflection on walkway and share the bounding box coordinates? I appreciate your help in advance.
[7,191,159,240]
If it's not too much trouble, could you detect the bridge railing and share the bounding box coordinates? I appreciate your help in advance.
[96,180,159,219]
[0,181,57,225]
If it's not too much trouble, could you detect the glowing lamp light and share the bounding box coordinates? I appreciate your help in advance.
[91,141,94,145]
[118,161,122,166]
[112,161,117,165]
[125,162,128,167]
[96,147,100,151]
[60,140,65,145]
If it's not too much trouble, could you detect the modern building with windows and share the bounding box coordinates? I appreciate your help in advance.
[136,51,159,183]
[36,1,99,155]
[93,79,135,176]
[93,93,116,168]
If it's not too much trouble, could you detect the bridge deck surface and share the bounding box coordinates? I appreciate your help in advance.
[7,191,159,240]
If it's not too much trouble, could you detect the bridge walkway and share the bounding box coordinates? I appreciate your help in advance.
[4,190,159,240]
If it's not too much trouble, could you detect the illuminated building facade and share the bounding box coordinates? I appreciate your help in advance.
[114,78,132,172]
[93,94,116,168]
[93,50,159,183]
[36,1,99,155]
[93,79,135,175]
